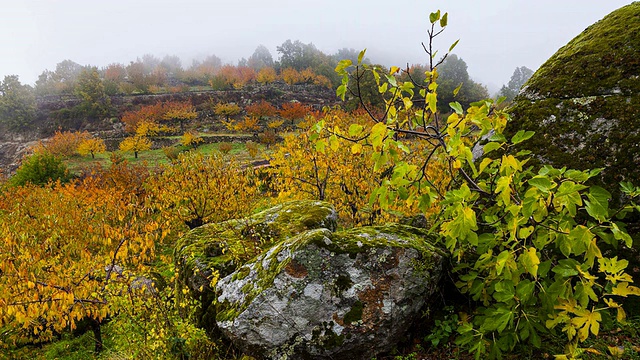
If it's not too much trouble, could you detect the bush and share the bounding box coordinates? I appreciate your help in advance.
[9,153,70,187]
[218,142,233,154]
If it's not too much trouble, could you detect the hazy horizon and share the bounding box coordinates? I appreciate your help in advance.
[1,0,633,94]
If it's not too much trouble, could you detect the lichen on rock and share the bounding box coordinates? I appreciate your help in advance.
[174,200,338,331]
[214,222,445,359]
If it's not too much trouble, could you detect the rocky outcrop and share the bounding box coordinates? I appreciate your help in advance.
[175,200,338,331]
[175,201,445,359]
[508,2,640,208]
[214,223,444,359]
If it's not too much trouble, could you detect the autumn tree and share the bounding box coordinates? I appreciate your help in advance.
[126,60,151,93]
[256,67,277,84]
[34,130,91,157]
[148,151,260,229]
[279,102,311,127]
[77,137,107,159]
[0,75,37,131]
[120,102,165,133]
[0,165,163,352]
[103,63,127,95]
[119,135,152,158]
[280,67,302,85]
[180,131,203,150]
[161,100,197,132]
[245,100,277,119]
[214,102,241,121]
[270,109,445,226]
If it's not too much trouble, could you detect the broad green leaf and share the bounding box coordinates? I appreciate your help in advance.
[429,10,441,24]
[440,12,448,27]
[511,130,535,145]
[329,134,339,152]
[516,280,535,303]
[384,74,397,87]
[585,186,610,221]
[569,225,593,256]
[493,281,515,302]
[552,259,580,277]
[348,124,363,137]
[483,142,502,154]
[449,101,463,114]
[528,176,554,192]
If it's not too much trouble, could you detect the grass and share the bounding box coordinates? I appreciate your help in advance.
[63,138,270,176]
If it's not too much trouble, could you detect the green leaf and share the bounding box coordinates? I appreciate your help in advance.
[496,250,510,275]
[335,59,353,74]
[449,39,460,53]
[427,92,437,113]
[528,176,554,192]
[516,280,535,303]
[585,186,610,221]
[449,101,463,114]
[429,10,441,24]
[552,259,580,277]
[493,281,515,302]
[384,74,397,87]
[336,84,347,101]
[520,247,540,278]
[453,82,463,96]
[511,130,535,145]
[348,124,363,137]
[357,49,366,64]
[440,12,448,27]
[483,142,502,154]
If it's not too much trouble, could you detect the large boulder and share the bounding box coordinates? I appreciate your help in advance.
[215,223,445,359]
[175,200,338,329]
[508,2,640,211]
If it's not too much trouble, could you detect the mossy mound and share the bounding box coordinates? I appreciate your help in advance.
[508,2,640,233]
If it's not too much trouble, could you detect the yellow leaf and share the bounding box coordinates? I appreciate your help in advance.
[351,143,363,155]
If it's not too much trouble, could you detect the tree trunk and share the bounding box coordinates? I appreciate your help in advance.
[90,318,103,353]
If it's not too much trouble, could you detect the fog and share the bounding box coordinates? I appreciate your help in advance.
[0,0,633,93]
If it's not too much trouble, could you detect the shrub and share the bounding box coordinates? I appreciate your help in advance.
[218,142,233,154]
[9,153,70,187]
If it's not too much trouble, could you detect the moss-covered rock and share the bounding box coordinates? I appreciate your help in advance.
[174,200,338,331]
[215,223,445,359]
[508,3,640,235]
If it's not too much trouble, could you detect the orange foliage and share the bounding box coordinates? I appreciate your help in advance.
[279,102,312,123]
[34,131,91,157]
[121,102,164,133]
[0,162,161,345]
[280,68,301,85]
[245,100,277,119]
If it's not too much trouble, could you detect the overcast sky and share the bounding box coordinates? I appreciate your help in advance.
[0,0,633,93]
